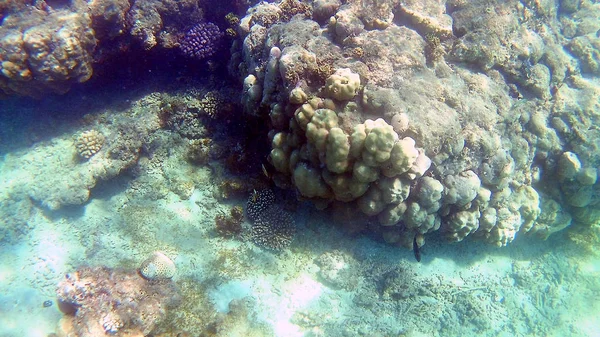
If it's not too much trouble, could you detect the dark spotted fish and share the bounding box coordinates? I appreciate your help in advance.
[413,235,421,262]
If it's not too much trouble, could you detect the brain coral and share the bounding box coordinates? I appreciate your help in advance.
[75,130,105,159]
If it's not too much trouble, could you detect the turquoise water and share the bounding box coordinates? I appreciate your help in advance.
[1,1,600,336]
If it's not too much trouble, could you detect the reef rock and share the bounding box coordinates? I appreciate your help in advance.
[230,0,600,247]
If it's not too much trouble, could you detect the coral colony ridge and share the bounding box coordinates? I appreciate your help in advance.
[0,0,599,336]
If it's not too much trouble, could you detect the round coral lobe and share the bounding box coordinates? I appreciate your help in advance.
[179,22,224,60]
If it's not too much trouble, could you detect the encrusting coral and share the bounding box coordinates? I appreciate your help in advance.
[0,1,96,97]
[0,0,224,97]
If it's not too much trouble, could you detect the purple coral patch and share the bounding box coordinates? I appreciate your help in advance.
[179,22,224,60]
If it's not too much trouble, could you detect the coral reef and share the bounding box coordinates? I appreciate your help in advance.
[315,249,359,290]
[159,89,238,139]
[0,0,232,97]
[161,96,208,139]
[126,0,204,50]
[218,178,255,200]
[186,138,213,165]
[161,278,274,337]
[207,298,275,336]
[55,265,273,336]
[56,266,180,337]
[0,189,34,242]
[198,90,230,119]
[230,0,600,248]
[0,92,160,212]
[179,22,225,60]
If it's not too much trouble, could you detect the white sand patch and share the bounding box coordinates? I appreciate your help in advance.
[209,279,254,313]
[208,272,326,336]
[253,273,325,337]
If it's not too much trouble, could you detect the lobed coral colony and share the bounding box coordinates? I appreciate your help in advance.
[229,0,599,250]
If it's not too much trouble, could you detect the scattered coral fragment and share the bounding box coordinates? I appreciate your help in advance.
[75,130,105,159]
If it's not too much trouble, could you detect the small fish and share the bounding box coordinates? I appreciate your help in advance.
[261,163,271,179]
[413,235,421,262]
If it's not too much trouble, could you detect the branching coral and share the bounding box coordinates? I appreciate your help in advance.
[251,205,296,251]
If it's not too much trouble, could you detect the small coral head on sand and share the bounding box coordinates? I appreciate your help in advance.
[139,251,176,280]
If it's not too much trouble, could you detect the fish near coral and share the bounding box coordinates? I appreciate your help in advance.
[413,234,425,262]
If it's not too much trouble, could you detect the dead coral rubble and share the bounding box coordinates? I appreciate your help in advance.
[56,266,180,337]
[215,206,245,237]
